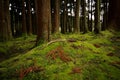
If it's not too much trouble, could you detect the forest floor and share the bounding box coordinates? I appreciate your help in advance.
[0,36,36,62]
[0,31,120,80]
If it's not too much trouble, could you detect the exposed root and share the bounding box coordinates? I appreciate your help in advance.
[47,39,66,46]
[39,39,66,50]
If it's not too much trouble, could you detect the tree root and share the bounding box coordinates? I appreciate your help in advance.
[39,39,66,50]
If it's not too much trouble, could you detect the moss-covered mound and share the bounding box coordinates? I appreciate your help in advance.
[0,31,120,80]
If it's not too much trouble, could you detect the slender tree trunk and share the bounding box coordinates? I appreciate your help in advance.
[0,0,12,41]
[48,0,51,41]
[60,1,64,33]
[108,0,120,31]
[0,0,4,41]
[27,0,32,35]
[68,1,73,32]
[74,0,80,33]
[10,10,15,36]
[33,0,38,35]
[87,0,89,28]
[52,0,60,33]
[60,13,64,33]
[63,0,67,33]
[36,0,51,44]
[5,0,12,39]
[88,0,91,31]
[22,0,27,35]
[102,0,107,30]
[94,0,101,33]
[82,0,88,33]
[90,0,93,31]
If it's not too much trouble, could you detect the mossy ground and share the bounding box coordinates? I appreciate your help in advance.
[0,35,36,61]
[0,31,120,80]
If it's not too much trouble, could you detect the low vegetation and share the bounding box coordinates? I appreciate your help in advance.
[0,31,120,80]
[0,35,36,61]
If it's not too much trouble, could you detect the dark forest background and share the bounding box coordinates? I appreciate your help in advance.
[0,0,120,43]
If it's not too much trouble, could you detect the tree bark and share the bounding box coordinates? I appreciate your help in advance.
[0,0,12,41]
[90,0,93,31]
[102,0,108,31]
[22,0,27,35]
[74,0,80,33]
[63,0,67,33]
[94,0,101,33]
[108,0,120,31]
[0,0,4,41]
[52,0,60,33]
[36,0,51,44]
[27,0,32,35]
[82,0,88,33]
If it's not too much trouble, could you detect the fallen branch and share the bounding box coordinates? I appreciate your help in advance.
[39,39,66,50]
[47,39,66,46]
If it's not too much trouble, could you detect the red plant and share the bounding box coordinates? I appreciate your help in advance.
[46,46,72,63]
[18,66,44,80]
[69,67,81,74]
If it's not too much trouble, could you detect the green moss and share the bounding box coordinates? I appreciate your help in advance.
[0,31,120,80]
[0,47,8,55]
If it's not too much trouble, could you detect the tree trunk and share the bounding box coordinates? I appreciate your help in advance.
[48,0,52,41]
[74,0,80,33]
[36,0,51,44]
[27,0,32,35]
[82,0,88,33]
[108,0,120,31]
[68,1,73,33]
[0,0,4,41]
[87,0,90,30]
[94,0,101,33]
[0,0,12,41]
[63,0,67,33]
[102,0,108,31]
[52,0,60,33]
[5,0,12,39]
[22,0,27,35]
[90,0,93,31]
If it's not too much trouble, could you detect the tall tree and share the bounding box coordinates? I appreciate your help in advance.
[102,0,108,30]
[0,0,12,41]
[36,0,51,44]
[94,0,101,33]
[27,0,32,35]
[82,0,88,33]
[74,0,80,33]
[22,0,27,35]
[90,0,93,31]
[48,0,52,41]
[68,0,73,33]
[0,0,4,41]
[108,0,120,31]
[52,0,60,33]
[5,0,12,39]
[63,0,67,33]
[87,0,89,29]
